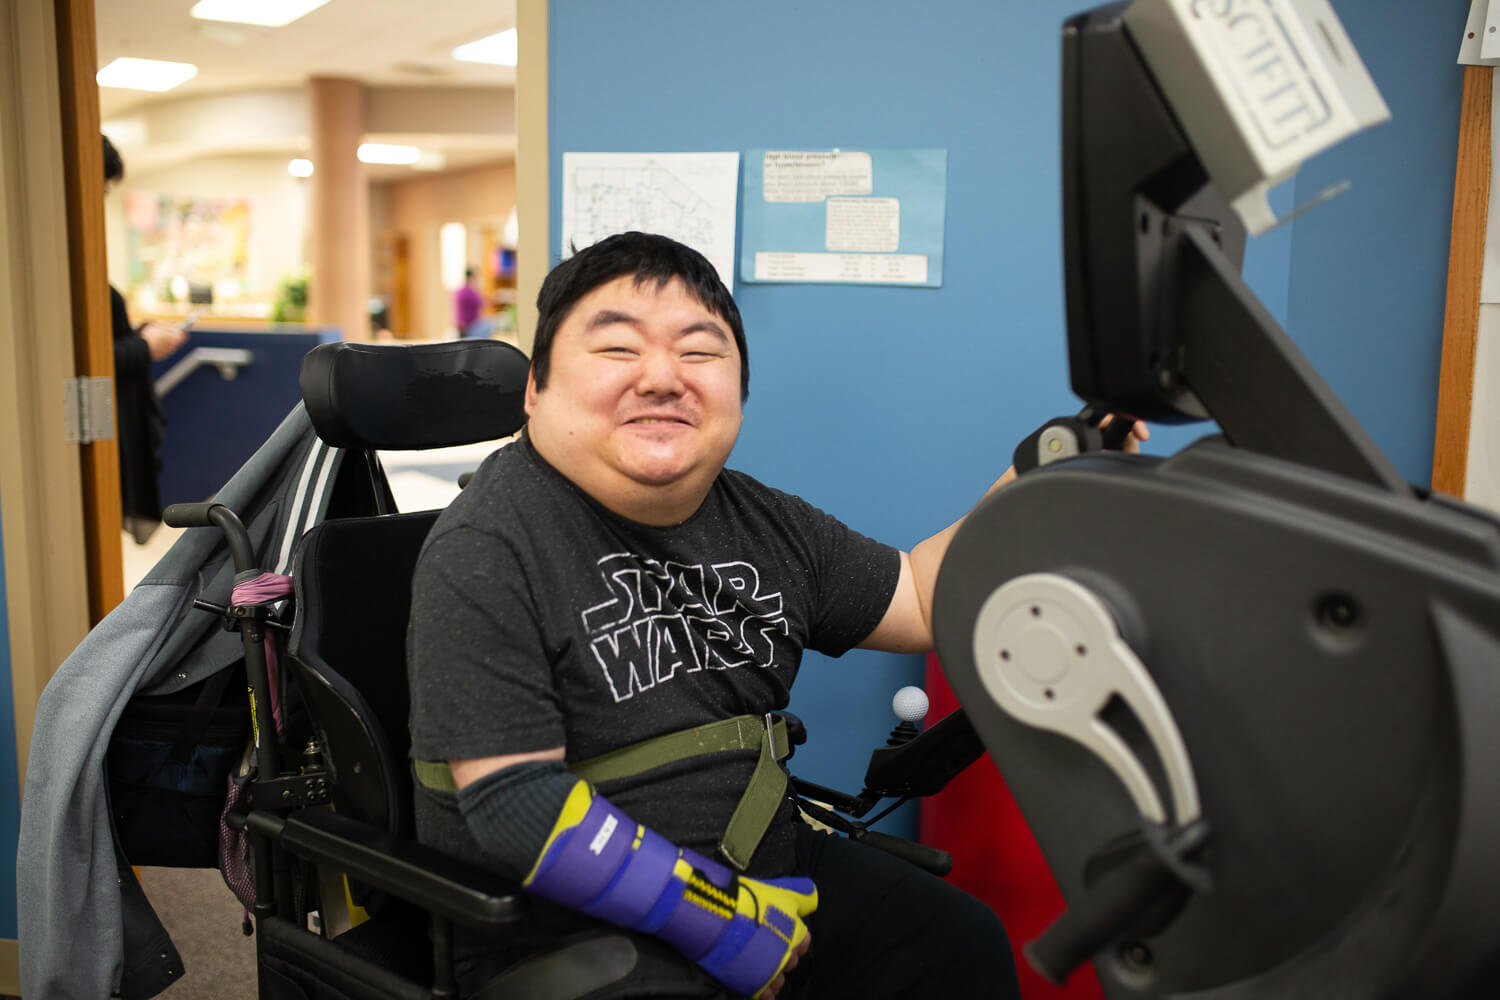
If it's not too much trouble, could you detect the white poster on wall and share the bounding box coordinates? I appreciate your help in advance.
[739,148,947,287]
[561,152,741,289]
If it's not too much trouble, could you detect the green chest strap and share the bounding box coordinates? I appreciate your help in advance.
[415,712,791,872]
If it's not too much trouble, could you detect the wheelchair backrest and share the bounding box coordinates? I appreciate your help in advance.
[284,339,529,837]
[286,510,439,838]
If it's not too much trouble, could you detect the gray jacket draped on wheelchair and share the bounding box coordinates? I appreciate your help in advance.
[17,404,347,1000]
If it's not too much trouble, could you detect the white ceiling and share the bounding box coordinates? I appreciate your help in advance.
[95,0,517,175]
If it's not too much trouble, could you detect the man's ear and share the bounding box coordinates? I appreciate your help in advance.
[524,368,538,415]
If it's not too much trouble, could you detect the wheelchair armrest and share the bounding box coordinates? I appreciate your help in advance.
[247,808,528,932]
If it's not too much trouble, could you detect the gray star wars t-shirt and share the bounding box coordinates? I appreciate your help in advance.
[408,431,900,878]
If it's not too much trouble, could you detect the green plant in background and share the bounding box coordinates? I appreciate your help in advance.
[494,303,519,334]
[271,269,309,323]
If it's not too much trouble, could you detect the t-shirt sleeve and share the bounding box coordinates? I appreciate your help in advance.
[777,491,901,657]
[407,523,566,762]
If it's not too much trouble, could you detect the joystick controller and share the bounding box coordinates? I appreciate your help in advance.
[887,686,929,746]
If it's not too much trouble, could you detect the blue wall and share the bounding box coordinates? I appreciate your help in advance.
[1283,0,1466,484]
[547,0,1461,833]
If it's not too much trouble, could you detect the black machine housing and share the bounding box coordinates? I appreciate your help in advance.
[932,5,1500,998]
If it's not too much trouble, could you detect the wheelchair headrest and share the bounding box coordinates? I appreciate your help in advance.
[300,340,530,451]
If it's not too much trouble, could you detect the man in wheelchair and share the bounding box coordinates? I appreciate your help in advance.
[408,232,1111,998]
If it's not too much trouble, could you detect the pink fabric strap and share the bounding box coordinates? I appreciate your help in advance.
[230,572,294,732]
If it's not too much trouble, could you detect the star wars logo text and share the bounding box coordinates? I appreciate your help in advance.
[582,553,791,702]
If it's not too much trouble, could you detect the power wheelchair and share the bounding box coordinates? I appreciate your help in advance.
[159,337,970,1000]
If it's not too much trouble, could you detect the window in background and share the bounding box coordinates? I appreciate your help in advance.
[440,222,467,291]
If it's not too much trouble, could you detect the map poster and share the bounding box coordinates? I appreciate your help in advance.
[561,152,741,289]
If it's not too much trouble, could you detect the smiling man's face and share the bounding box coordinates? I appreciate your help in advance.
[524,274,744,526]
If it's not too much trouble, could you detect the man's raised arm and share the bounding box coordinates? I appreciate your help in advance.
[859,417,1146,655]
[857,466,1017,655]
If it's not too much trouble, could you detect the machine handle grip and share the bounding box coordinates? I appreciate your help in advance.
[853,828,954,877]
[1024,845,1179,985]
[1099,415,1137,450]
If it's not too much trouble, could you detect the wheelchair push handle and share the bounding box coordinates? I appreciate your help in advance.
[164,502,257,576]
[164,500,280,779]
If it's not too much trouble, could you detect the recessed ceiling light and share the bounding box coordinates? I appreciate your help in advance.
[97,57,198,92]
[357,143,421,166]
[288,158,315,178]
[189,0,331,28]
[452,29,517,67]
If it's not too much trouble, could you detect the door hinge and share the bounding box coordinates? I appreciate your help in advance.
[63,376,116,444]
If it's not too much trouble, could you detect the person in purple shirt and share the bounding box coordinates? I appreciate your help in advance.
[455,267,489,338]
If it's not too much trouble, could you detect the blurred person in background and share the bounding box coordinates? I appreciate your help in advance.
[455,266,492,339]
[103,134,189,543]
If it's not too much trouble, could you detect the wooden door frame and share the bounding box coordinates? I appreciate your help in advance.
[1433,65,1493,496]
[54,0,124,618]
[0,0,92,769]
[0,0,112,986]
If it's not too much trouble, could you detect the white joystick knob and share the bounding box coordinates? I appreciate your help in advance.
[892,686,929,724]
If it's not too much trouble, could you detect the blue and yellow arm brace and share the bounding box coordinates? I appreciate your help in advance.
[455,760,815,999]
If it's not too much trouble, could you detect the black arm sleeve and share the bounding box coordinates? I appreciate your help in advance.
[110,285,150,379]
[455,760,577,879]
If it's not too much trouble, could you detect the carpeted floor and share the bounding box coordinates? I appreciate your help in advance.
[138,867,257,998]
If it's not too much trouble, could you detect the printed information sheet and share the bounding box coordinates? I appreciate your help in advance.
[740,148,947,287]
[562,152,741,289]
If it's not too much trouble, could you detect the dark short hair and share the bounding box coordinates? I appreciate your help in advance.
[532,232,748,401]
[102,134,124,184]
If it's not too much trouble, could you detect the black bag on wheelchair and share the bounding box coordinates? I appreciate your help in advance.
[107,664,251,868]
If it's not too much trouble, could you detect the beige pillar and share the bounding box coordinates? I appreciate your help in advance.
[516,0,548,355]
[307,76,370,340]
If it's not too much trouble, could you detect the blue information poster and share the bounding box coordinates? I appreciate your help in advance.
[739,148,947,287]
